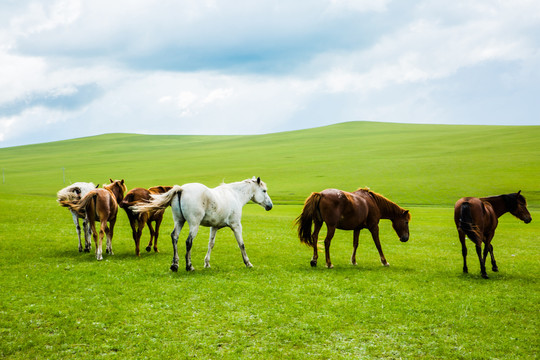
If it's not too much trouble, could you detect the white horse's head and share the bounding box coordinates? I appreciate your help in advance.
[250,177,273,211]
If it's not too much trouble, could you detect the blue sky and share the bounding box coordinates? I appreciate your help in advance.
[1,0,539,147]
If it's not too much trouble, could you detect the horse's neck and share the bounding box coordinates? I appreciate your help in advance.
[105,185,124,203]
[225,181,253,206]
[481,196,508,218]
[371,194,402,220]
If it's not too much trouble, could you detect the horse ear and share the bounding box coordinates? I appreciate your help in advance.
[257,177,261,185]
[109,178,113,183]
[95,184,99,188]
[121,179,125,185]
[517,190,521,195]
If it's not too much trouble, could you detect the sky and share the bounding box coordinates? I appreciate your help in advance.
[1,0,539,148]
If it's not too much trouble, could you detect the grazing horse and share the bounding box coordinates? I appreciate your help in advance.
[296,188,410,268]
[120,185,172,256]
[60,179,127,260]
[57,182,98,252]
[132,177,273,271]
[454,191,532,279]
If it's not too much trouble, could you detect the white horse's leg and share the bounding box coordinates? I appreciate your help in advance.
[83,218,92,252]
[231,223,252,268]
[204,227,218,268]
[170,220,184,272]
[185,224,200,271]
[71,210,83,252]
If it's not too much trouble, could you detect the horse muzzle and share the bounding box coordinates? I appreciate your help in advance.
[524,217,532,224]
[265,203,273,211]
[400,235,409,243]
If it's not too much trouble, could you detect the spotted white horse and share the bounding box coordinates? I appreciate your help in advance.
[57,182,97,252]
[132,177,273,271]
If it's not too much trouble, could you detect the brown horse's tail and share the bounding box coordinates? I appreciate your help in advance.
[59,190,98,216]
[119,193,138,209]
[295,192,322,247]
[459,201,481,243]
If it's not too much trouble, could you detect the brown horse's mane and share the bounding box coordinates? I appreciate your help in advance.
[356,187,410,220]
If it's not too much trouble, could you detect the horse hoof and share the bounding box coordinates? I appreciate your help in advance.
[170,264,178,272]
[84,249,90,253]
[383,263,390,267]
[186,265,195,272]
[246,262,253,268]
[204,263,211,269]
[463,268,468,273]
[145,246,151,252]
[482,273,489,279]
[326,264,334,269]
[492,267,499,272]
[310,260,317,267]
[78,248,83,253]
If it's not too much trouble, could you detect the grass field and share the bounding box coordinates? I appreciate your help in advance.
[0,121,539,359]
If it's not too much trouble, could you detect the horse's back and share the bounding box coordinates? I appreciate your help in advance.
[454,197,496,233]
[319,189,370,229]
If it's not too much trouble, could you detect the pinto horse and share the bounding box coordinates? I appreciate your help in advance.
[454,191,532,279]
[132,177,273,271]
[120,186,172,256]
[57,182,98,252]
[60,179,127,260]
[296,188,410,268]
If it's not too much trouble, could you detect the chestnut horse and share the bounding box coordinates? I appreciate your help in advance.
[120,186,172,256]
[60,179,127,260]
[296,188,410,268]
[454,191,532,279]
[57,182,98,252]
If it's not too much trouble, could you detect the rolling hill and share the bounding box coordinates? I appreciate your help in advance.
[0,121,538,206]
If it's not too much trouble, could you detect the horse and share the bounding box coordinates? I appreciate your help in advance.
[454,191,532,279]
[120,185,172,256]
[60,179,127,260]
[57,182,98,252]
[295,188,410,269]
[131,177,273,271]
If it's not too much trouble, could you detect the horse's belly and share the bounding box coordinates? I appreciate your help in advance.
[200,215,228,228]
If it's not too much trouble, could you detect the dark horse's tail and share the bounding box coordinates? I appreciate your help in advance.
[459,201,481,242]
[295,192,322,247]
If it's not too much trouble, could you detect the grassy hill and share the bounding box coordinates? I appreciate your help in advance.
[1,121,539,206]
[0,121,539,359]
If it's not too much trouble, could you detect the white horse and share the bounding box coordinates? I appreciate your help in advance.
[57,182,97,252]
[132,177,273,271]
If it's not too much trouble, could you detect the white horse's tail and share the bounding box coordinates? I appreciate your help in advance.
[131,185,183,214]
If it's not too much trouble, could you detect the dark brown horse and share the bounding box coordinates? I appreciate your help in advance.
[296,188,410,268]
[60,179,127,260]
[454,191,532,279]
[120,185,172,256]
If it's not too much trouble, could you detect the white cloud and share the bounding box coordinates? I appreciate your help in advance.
[0,0,539,147]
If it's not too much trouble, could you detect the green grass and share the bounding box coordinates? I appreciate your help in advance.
[0,122,539,359]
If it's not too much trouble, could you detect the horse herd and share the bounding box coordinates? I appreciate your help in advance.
[57,177,532,279]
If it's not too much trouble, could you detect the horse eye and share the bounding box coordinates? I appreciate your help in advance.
[263,190,267,193]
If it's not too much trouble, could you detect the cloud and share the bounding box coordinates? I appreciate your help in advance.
[0,0,539,147]
[0,83,102,117]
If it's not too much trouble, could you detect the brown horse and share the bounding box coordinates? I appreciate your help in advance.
[296,188,410,268]
[454,191,532,279]
[60,179,127,260]
[120,185,172,256]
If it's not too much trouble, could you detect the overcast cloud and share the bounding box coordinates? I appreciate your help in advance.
[1,0,539,147]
